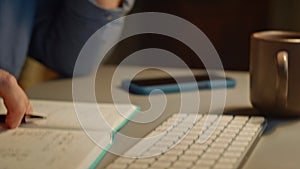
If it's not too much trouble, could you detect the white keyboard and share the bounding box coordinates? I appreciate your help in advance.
[106,113,266,169]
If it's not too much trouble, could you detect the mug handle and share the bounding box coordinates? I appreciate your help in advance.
[275,51,289,108]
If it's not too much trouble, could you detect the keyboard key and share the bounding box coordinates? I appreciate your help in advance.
[249,116,265,124]
[218,157,238,164]
[214,163,234,169]
[158,154,178,162]
[233,116,249,122]
[172,160,193,168]
[167,147,184,156]
[134,157,156,164]
[223,151,242,158]
[211,142,229,149]
[165,149,183,156]
[227,146,246,153]
[151,161,171,168]
[232,140,249,147]
[178,155,198,162]
[189,143,208,151]
[106,163,127,169]
[195,159,216,166]
[129,163,149,169]
[114,157,135,164]
[206,147,225,154]
[201,153,220,160]
[191,166,210,169]
[184,149,203,157]
[235,136,252,142]
[214,137,233,145]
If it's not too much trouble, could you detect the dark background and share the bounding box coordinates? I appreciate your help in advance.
[105,0,300,71]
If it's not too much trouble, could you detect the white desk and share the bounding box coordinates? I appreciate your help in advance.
[27,65,300,169]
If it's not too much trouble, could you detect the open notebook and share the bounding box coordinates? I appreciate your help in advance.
[0,100,139,169]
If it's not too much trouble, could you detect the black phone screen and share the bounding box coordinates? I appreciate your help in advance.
[130,74,226,86]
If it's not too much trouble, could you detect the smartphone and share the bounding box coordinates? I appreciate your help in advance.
[121,74,235,95]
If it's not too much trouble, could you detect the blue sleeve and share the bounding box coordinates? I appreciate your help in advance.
[29,0,134,77]
[0,0,36,77]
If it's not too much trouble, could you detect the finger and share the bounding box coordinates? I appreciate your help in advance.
[4,87,28,129]
[0,70,29,128]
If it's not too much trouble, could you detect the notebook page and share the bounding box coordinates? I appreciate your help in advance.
[0,100,138,169]
[0,128,107,169]
[27,100,138,131]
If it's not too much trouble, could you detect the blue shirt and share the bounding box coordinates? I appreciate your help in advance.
[0,0,134,77]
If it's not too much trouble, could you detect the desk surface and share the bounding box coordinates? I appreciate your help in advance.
[27,65,300,169]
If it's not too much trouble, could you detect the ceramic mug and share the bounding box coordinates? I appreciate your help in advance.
[250,30,300,117]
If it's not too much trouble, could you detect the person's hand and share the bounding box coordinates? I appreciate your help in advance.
[96,0,123,9]
[0,69,32,129]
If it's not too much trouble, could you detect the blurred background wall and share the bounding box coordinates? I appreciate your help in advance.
[104,0,300,71]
